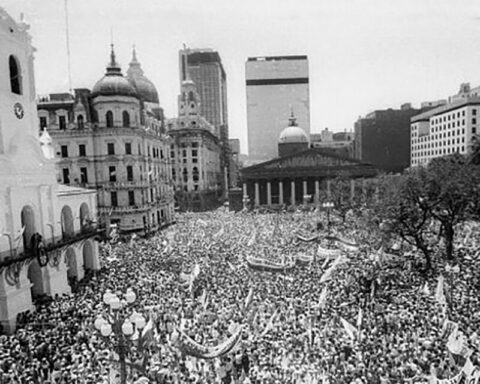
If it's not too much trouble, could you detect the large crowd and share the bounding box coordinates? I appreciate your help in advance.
[1,207,480,384]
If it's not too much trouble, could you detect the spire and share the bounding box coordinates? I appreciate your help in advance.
[127,44,144,77]
[288,106,297,127]
[106,44,122,75]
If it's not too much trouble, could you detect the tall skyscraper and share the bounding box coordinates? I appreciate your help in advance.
[179,48,230,191]
[246,55,310,162]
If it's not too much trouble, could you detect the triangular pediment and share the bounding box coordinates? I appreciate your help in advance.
[241,148,378,179]
[245,149,367,171]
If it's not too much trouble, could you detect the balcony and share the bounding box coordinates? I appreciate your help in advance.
[98,205,150,215]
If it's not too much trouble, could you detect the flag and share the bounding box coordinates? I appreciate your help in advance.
[320,255,344,283]
[247,230,257,246]
[435,275,446,305]
[356,308,363,329]
[244,288,254,312]
[141,317,154,342]
[260,310,279,338]
[340,317,357,340]
[422,282,430,296]
[14,226,25,248]
[318,287,328,309]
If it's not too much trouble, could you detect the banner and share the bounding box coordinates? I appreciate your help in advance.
[317,246,342,258]
[320,255,345,283]
[296,253,314,264]
[246,255,295,272]
[177,326,243,359]
[435,275,447,305]
[297,233,318,242]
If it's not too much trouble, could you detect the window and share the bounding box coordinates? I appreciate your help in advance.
[128,191,135,206]
[40,116,47,129]
[474,109,477,116]
[109,166,116,182]
[62,168,70,184]
[122,111,130,127]
[125,142,132,155]
[473,118,477,125]
[192,149,198,157]
[59,115,67,130]
[107,143,115,155]
[9,55,22,95]
[106,111,114,128]
[127,165,133,182]
[80,167,88,183]
[61,145,68,158]
[77,114,85,129]
[193,167,199,182]
[138,144,142,155]
[183,168,188,183]
[79,144,86,157]
[111,192,118,207]
[473,127,477,134]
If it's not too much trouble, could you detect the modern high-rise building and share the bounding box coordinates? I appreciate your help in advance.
[246,55,310,162]
[354,104,426,173]
[179,48,231,191]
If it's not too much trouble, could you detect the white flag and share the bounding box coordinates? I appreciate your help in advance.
[340,317,358,340]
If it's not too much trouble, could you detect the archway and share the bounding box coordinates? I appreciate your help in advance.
[83,241,94,270]
[20,205,36,251]
[27,260,44,298]
[79,203,90,233]
[61,205,74,239]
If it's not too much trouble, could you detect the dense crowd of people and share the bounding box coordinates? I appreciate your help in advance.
[1,207,480,384]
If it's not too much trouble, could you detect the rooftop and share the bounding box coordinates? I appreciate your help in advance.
[411,96,480,123]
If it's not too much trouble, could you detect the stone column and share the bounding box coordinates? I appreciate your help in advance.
[279,181,284,205]
[243,182,247,197]
[254,182,260,207]
[350,179,355,201]
[291,180,296,206]
[303,180,308,201]
[315,180,320,205]
[327,179,332,199]
[242,182,249,209]
[267,181,272,206]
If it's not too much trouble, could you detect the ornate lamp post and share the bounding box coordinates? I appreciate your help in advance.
[322,201,334,229]
[94,288,146,384]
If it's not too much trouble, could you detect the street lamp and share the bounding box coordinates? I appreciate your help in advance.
[94,288,146,384]
[322,201,334,230]
[445,264,460,317]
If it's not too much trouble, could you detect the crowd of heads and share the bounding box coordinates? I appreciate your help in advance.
[1,207,480,384]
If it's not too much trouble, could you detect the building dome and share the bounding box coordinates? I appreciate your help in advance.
[91,45,138,99]
[127,47,159,104]
[279,126,309,144]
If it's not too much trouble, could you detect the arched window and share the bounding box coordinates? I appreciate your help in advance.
[183,168,188,183]
[77,114,84,129]
[122,111,130,127]
[192,167,199,182]
[106,111,113,128]
[9,55,22,95]
[188,91,194,101]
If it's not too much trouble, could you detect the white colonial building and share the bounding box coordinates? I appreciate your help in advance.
[0,7,100,332]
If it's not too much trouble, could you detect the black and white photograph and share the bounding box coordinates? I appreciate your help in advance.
[1,0,480,383]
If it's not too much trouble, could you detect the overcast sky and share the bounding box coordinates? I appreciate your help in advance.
[2,0,480,154]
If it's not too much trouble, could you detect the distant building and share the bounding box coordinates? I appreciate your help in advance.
[311,128,354,158]
[166,75,222,211]
[354,103,424,173]
[37,47,175,233]
[240,120,377,208]
[179,48,230,191]
[410,83,480,166]
[0,8,100,332]
[246,55,310,162]
[229,138,241,188]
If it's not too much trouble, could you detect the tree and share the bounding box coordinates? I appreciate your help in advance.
[329,174,358,222]
[425,154,480,260]
[375,169,434,270]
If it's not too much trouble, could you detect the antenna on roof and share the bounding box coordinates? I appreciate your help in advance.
[64,0,73,93]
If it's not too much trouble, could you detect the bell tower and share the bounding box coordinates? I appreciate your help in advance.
[0,8,56,181]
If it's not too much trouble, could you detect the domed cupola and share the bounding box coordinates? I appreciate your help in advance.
[91,45,138,99]
[278,110,309,157]
[126,47,159,104]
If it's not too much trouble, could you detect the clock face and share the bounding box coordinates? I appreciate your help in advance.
[14,102,24,119]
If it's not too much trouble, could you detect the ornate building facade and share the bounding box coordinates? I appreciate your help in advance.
[166,77,222,211]
[37,47,175,233]
[0,7,100,332]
